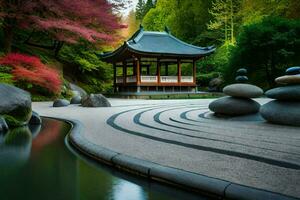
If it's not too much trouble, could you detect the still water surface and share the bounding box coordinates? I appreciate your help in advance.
[0,118,211,200]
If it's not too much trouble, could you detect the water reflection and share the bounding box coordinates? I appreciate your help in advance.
[0,118,212,200]
[112,179,147,200]
[0,126,32,175]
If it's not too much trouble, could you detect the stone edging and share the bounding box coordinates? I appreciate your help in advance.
[47,116,299,200]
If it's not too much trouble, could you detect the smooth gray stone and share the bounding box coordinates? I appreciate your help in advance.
[29,111,42,125]
[235,76,248,83]
[223,84,263,98]
[286,66,300,75]
[236,68,247,75]
[0,83,32,127]
[265,85,300,101]
[53,99,70,107]
[70,96,82,104]
[0,117,8,133]
[81,94,111,107]
[275,75,300,85]
[150,165,230,196]
[260,100,300,126]
[69,83,87,97]
[225,183,295,200]
[209,97,260,116]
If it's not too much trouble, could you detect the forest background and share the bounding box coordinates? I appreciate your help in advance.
[0,0,299,99]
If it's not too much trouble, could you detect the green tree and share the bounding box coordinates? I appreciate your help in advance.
[136,0,155,22]
[144,0,154,14]
[143,0,177,31]
[136,0,146,21]
[208,0,241,44]
[227,17,300,88]
[60,42,113,93]
[124,10,140,38]
[143,0,212,43]
[238,0,299,25]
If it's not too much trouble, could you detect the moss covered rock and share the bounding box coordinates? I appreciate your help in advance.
[0,84,32,127]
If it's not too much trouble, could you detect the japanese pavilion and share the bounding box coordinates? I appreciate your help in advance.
[100,26,215,93]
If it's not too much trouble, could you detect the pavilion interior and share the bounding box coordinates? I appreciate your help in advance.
[114,57,196,93]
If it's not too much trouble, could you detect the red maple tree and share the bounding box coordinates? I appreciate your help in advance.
[0,53,62,95]
[0,0,127,53]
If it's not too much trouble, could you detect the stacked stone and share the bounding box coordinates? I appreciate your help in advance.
[260,66,300,126]
[209,68,263,116]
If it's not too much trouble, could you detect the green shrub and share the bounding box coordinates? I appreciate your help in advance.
[196,72,220,86]
[227,16,300,89]
[0,66,14,84]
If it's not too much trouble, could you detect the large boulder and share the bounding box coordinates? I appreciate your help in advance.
[69,83,87,97]
[81,94,111,107]
[223,84,263,98]
[209,96,260,116]
[0,84,32,127]
[265,85,300,101]
[53,99,70,107]
[260,100,300,126]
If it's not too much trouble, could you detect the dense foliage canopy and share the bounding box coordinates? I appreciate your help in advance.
[0,0,126,99]
[0,53,62,95]
[0,0,299,99]
[227,17,300,88]
[135,0,300,89]
[0,0,126,54]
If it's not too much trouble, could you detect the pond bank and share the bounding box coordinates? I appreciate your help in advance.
[34,99,300,200]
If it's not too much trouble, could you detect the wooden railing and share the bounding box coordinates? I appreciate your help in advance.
[116,76,124,83]
[160,76,178,83]
[126,76,137,83]
[181,76,193,83]
[116,75,194,84]
[141,76,158,83]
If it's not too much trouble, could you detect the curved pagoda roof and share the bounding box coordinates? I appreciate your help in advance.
[99,26,215,63]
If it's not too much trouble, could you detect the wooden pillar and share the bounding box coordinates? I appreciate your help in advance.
[113,63,117,93]
[123,61,126,84]
[133,61,137,75]
[193,59,196,84]
[136,58,141,84]
[178,59,181,83]
[157,59,161,84]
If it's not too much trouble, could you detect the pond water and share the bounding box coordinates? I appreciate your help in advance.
[0,118,212,200]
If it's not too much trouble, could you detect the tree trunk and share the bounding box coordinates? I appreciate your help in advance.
[3,24,14,53]
[230,0,234,43]
[54,41,64,58]
[269,51,276,87]
[225,15,228,42]
[265,64,272,88]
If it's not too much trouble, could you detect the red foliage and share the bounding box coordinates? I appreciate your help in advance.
[0,53,62,94]
[0,0,128,44]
